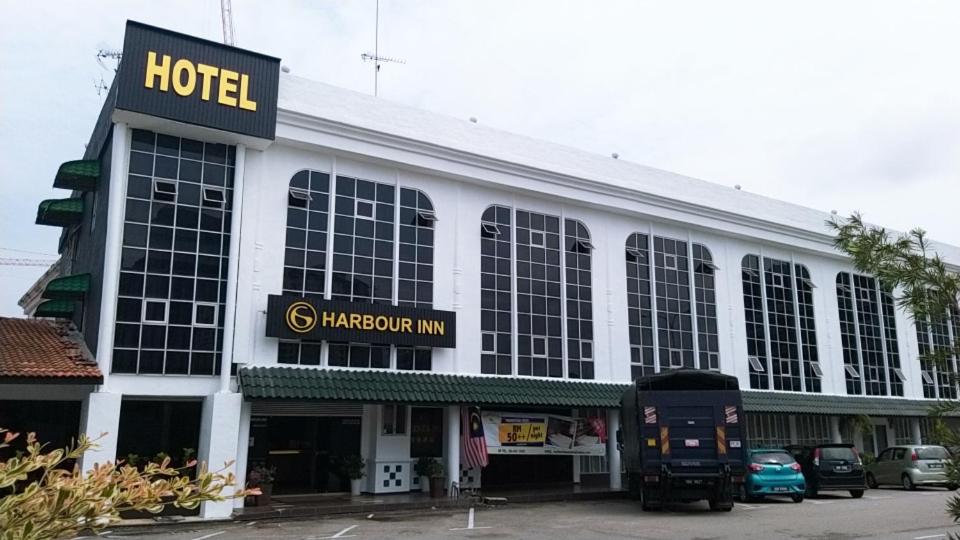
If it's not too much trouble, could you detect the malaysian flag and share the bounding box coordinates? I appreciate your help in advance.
[461,406,489,469]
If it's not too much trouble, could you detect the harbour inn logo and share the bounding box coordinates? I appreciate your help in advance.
[267,295,456,348]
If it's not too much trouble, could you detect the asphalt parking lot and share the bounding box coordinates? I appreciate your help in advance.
[98,487,960,540]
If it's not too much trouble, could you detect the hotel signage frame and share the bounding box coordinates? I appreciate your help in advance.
[266,295,457,348]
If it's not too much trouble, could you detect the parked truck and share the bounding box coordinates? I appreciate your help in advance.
[619,369,746,511]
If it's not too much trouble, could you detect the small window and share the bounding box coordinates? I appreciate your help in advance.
[892,367,906,382]
[142,299,168,324]
[581,341,593,360]
[482,332,496,353]
[194,302,218,327]
[810,361,823,378]
[289,187,311,208]
[748,356,765,372]
[575,239,594,252]
[772,274,784,287]
[626,247,646,261]
[922,371,935,384]
[530,231,545,247]
[742,268,760,278]
[203,187,226,207]
[153,179,177,201]
[417,210,438,224]
[845,365,861,379]
[481,222,500,237]
[669,349,683,368]
[663,254,677,270]
[707,352,720,368]
[532,336,547,357]
[837,283,852,293]
[355,199,375,219]
[696,260,719,273]
[382,404,407,435]
[799,277,817,289]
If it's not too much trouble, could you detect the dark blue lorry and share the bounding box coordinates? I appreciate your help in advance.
[619,370,746,511]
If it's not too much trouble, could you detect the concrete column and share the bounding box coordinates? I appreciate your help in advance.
[95,123,131,385]
[197,393,243,519]
[911,417,923,444]
[573,455,582,484]
[788,415,799,445]
[219,144,247,392]
[444,405,460,497]
[78,392,123,471]
[830,416,842,443]
[606,409,622,490]
[232,401,253,510]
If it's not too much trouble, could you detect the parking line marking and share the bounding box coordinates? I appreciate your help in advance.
[450,507,492,531]
[865,495,892,500]
[806,499,835,505]
[332,525,358,538]
[191,532,226,540]
[913,534,945,539]
[737,503,759,509]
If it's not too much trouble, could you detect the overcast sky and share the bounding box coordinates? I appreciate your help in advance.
[2,0,959,316]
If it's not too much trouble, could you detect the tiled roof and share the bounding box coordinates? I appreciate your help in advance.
[42,273,90,300]
[238,366,627,407]
[742,390,955,417]
[52,159,99,191]
[0,318,102,383]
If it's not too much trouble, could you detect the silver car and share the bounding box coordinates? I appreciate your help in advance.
[866,445,957,490]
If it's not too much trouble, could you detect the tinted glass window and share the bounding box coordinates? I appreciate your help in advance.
[751,452,795,465]
[820,447,856,460]
[917,446,950,460]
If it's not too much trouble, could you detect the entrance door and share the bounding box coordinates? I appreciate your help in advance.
[873,425,889,454]
[250,416,361,494]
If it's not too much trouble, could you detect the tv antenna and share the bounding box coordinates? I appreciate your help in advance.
[220,0,236,46]
[360,0,405,96]
[94,48,122,96]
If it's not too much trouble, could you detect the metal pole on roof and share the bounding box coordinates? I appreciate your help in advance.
[221,0,236,46]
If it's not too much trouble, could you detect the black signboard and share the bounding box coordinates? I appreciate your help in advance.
[115,21,280,140]
[266,295,457,348]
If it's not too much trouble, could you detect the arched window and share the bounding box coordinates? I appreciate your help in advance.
[626,234,719,379]
[915,304,958,399]
[480,205,513,375]
[565,219,594,379]
[740,254,821,393]
[277,172,435,371]
[835,272,904,396]
[480,207,595,379]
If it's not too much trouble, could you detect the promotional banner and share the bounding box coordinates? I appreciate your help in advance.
[481,411,606,456]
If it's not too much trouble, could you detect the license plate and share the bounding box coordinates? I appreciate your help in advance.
[684,439,700,448]
[930,463,944,469]
[834,466,850,472]
[773,486,788,492]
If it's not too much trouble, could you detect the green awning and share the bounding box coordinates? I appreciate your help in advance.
[42,273,90,300]
[52,160,99,191]
[33,299,76,318]
[742,390,953,417]
[238,366,627,407]
[36,198,84,227]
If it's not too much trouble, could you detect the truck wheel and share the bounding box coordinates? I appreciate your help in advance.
[628,475,642,500]
[709,498,733,512]
[850,489,864,498]
[737,484,752,503]
[640,488,655,511]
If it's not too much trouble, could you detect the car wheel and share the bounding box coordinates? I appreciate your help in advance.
[850,489,864,498]
[947,483,959,491]
[902,474,916,491]
[866,473,878,489]
[791,494,804,503]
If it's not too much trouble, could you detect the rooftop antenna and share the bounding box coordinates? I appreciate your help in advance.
[220,0,236,46]
[361,0,405,96]
[94,48,122,96]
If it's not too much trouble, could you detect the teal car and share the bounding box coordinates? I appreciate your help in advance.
[738,449,806,503]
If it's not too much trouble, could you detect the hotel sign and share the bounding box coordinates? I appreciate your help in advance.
[115,21,280,140]
[266,295,457,348]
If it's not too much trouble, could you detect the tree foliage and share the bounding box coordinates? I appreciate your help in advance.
[0,428,255,540]
[828,213,960,521]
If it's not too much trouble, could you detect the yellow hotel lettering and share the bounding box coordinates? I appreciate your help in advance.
[143,51,257,111]
[313,311,444,336]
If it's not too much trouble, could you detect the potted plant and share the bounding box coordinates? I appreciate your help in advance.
[428,459,445,499]
[247,464,276,506]
[414,457,441,494]
[340,455,365,496]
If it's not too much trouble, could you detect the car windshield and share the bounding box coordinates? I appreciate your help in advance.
[917,447,950,460]
[752,452,794,465]
[820,447,856,460]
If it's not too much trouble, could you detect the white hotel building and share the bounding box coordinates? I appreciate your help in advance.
[4,21,960,519]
